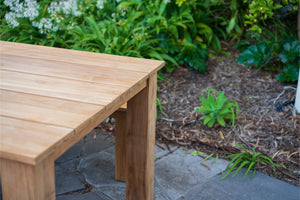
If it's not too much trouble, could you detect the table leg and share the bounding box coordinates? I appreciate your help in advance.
[0,156,55,200]
[114,110,127,182]
[126,74,157,200]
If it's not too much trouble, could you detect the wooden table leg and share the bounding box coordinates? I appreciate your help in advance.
[0,156,55,200]
[126,74,157,200]
[114,110,127,182]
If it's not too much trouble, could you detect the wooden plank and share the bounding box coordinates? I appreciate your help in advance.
[0,90,103,128]
[0,41,165,73]
[0,54,148,87]
[0,70,127,105]
[113,110,127,182]
[0,116,72,164]
[126,74,157,199]
[1,156,55,200]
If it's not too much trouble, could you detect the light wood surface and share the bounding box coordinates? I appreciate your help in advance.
[1,156,55,200]
[0,41,164,200]
[126,74,157,199]
[113,110,127,182]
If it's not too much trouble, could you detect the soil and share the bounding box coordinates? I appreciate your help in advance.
[101,47,300,186]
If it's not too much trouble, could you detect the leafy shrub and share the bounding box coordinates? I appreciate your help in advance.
[237,39,300,82]
[221,144,282,180]
[196,89,239,128]
[277,40,300,82]
[242,0,298,34]
[237,42,272,68]
[0,0,242,74]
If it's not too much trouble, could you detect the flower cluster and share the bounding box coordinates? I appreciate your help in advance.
[32,18,59,34]
[4,0,40,27]
[97,0,105,9]
[48,0,81,17]
[3,0,84,34]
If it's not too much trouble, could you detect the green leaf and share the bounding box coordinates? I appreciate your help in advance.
[276,64,299,82]
[233,160,250,177]
[244,162,256,178]
[212,154,219,163]
[191,150,198,156]
[218,108,231,115]
[224,154,242,169]
[196,107,213,114]
[202,153,214,163]
[236,144,250,159]
[200,96,212,108]
[207,93,216,107]
[216,92,227,108]
[203,116,212,125]
[278,53,288,63]
[221,157,243,180]
[226,18,235,34]
[207,119,216,127]
[217,115,226,127]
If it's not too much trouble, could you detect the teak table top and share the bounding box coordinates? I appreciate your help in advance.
[0,41,164,165]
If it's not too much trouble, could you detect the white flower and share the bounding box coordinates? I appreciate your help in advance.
[32,18,58,34]
[5,12,19,27]
[48,2,59,14]
[4,0,40,28]
[164,0,171,4]
[48,0,81,16]
[23,0,40,20]
[4,0,19,8]
[97,0,105,9]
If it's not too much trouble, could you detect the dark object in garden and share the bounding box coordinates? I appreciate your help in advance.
[276,100,295,112]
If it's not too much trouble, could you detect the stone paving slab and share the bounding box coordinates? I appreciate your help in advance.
[181,168,300,200]
[57,192,109,200]
[77,148,123,188]
[1,129,299,200]
[55,159,85,195]
[55,139,84,164]
[95,178,173,200]
[154,149,229,200]
[81,130,115,157]
[155,144,179,160]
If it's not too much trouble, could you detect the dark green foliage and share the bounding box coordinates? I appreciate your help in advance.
[237,39,300,82]
[237,42,272,68]
[1,0,298,81]
[276,40,300,82]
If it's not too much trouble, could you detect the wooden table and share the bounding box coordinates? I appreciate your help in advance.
[0,41,164,200]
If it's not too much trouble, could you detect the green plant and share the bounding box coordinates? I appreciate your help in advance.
[196,89,239,128]
[237,42,272,68]
[277,40,300,82]
[237,39,300,82]
[221,144,280,180]
[156,97,167,118]
[240,0,298,36]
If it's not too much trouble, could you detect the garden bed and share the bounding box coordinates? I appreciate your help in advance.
[100,47,299,186]
[154,48,299,186]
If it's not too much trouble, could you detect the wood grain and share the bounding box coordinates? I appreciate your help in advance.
[0,69,127,105]
[0,41,164,200]
[0,41,165,73]
[126,74,157,200]
[113,110,127,182]
[0,90,103,128]
[0,116,72,164]
[1,156,55,200]
[1,54,147,87]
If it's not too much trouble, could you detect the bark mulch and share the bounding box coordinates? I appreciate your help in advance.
[100,49,299,186]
